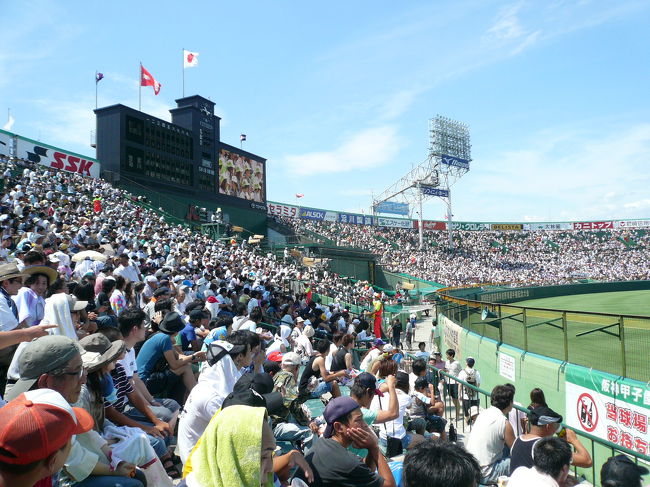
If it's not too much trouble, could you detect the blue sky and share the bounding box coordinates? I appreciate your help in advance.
[2,0,649,222]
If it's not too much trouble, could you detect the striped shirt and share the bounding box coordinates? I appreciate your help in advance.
[108,362,134,412]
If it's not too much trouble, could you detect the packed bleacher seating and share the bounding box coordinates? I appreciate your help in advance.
[281,218,650,286]
[0,156,644,487]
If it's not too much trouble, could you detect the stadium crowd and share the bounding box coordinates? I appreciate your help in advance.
[282,219,650,287]
[0,157,645,487]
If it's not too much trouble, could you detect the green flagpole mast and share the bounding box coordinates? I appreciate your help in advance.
[182,48,185,97]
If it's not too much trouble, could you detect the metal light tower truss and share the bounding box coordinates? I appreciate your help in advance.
[429,115,472,249]
[372,115,471,250]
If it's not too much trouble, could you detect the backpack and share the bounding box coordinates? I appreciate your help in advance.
[464,368,477,399]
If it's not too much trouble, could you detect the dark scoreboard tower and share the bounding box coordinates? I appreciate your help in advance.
[94,95,267,229]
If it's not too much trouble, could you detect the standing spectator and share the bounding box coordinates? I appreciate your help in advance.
[390,318,402,349]
[458,357,481,421]
[371,371,413,451]
[465,384,515,484]
[444,349,461,418]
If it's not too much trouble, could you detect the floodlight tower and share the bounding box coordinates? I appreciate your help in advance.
[429,116,472,249]
[372,115,471,250]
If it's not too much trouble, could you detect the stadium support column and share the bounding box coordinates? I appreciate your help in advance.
[446,189,453,250]
[417,181,424,250]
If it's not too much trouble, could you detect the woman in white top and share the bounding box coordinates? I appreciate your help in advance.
[371,371,413,449]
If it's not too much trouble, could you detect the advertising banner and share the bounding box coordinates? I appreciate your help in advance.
[15,136,100,178]
[421,185,449,197]
[338,213,373,225]
[524,222,572,231]
[376,216,412,228]
[413,220,447,230]
[267,202,299,218]
[565,365,649,456]
[441,154,470,169]
[617,220,650,229]
[299,207,326,221]
[439,314,463,355]
[450,222,490,231]
[375,201,409,216]
[491,223,523,231]
[573,221,614,230]
[499,352,516,381]
[324,211,338,222]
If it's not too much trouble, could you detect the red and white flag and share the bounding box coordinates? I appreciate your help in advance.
[184,50,199,68]
[295,193,304,198]
[140,64,161,95]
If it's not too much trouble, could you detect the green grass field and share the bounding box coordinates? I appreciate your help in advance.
[516,289,650,316]
[458,290,650,381]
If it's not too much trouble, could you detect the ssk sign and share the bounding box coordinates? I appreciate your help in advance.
[15,138,100,178]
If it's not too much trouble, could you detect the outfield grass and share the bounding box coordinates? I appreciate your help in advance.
[516,289,650,316]
[457,290,650,381]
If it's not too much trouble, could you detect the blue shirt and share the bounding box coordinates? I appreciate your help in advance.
[179,323,197,350]
[136,333,173,381]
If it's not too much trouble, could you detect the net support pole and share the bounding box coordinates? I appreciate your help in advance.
[619,316,626,377]
[562,312,569,362]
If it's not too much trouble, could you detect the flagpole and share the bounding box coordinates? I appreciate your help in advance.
[95,71,98,109]
[182,47,185,97]
[138,62,142,111]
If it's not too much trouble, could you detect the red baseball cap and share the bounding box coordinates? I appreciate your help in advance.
[267,351,284,363]
[0,388,94,465]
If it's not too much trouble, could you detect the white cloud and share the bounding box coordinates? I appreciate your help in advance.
[457,123,650,220]
[377,89,422,121]
[485,3,527,41]
[283,126,401,175]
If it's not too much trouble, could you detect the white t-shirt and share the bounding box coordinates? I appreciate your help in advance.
[445,359,461,384]
[508,466,560,487]
[360,348,381,372]
[325,343,338,371]
[509,402,527,437]
[371,389,412,440]
[119,348,138,378]
[465,406,508,477]
[231,315,248,331]
[247,297,259,314]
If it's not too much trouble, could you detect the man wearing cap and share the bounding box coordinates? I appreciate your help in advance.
[142,275,158,303]
[302,396,396,487]
[272,351,316,451]
[509,405,592,474]
[0,263,57,393]
[136,312,203,404]
[0,389,94,487]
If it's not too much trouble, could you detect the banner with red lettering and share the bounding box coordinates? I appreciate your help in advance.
[267,202,299,218]
[573,221,614,230]
[15,136,100,178]
[565,365,649,456]
[413,220,447,230]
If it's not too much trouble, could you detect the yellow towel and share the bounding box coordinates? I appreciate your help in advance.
[183,405,273,487]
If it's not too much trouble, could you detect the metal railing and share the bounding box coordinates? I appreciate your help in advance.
[437,295,650,381]
[402,353,650,486]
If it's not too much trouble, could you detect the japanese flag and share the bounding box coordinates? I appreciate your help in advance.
[184,50,199,68]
